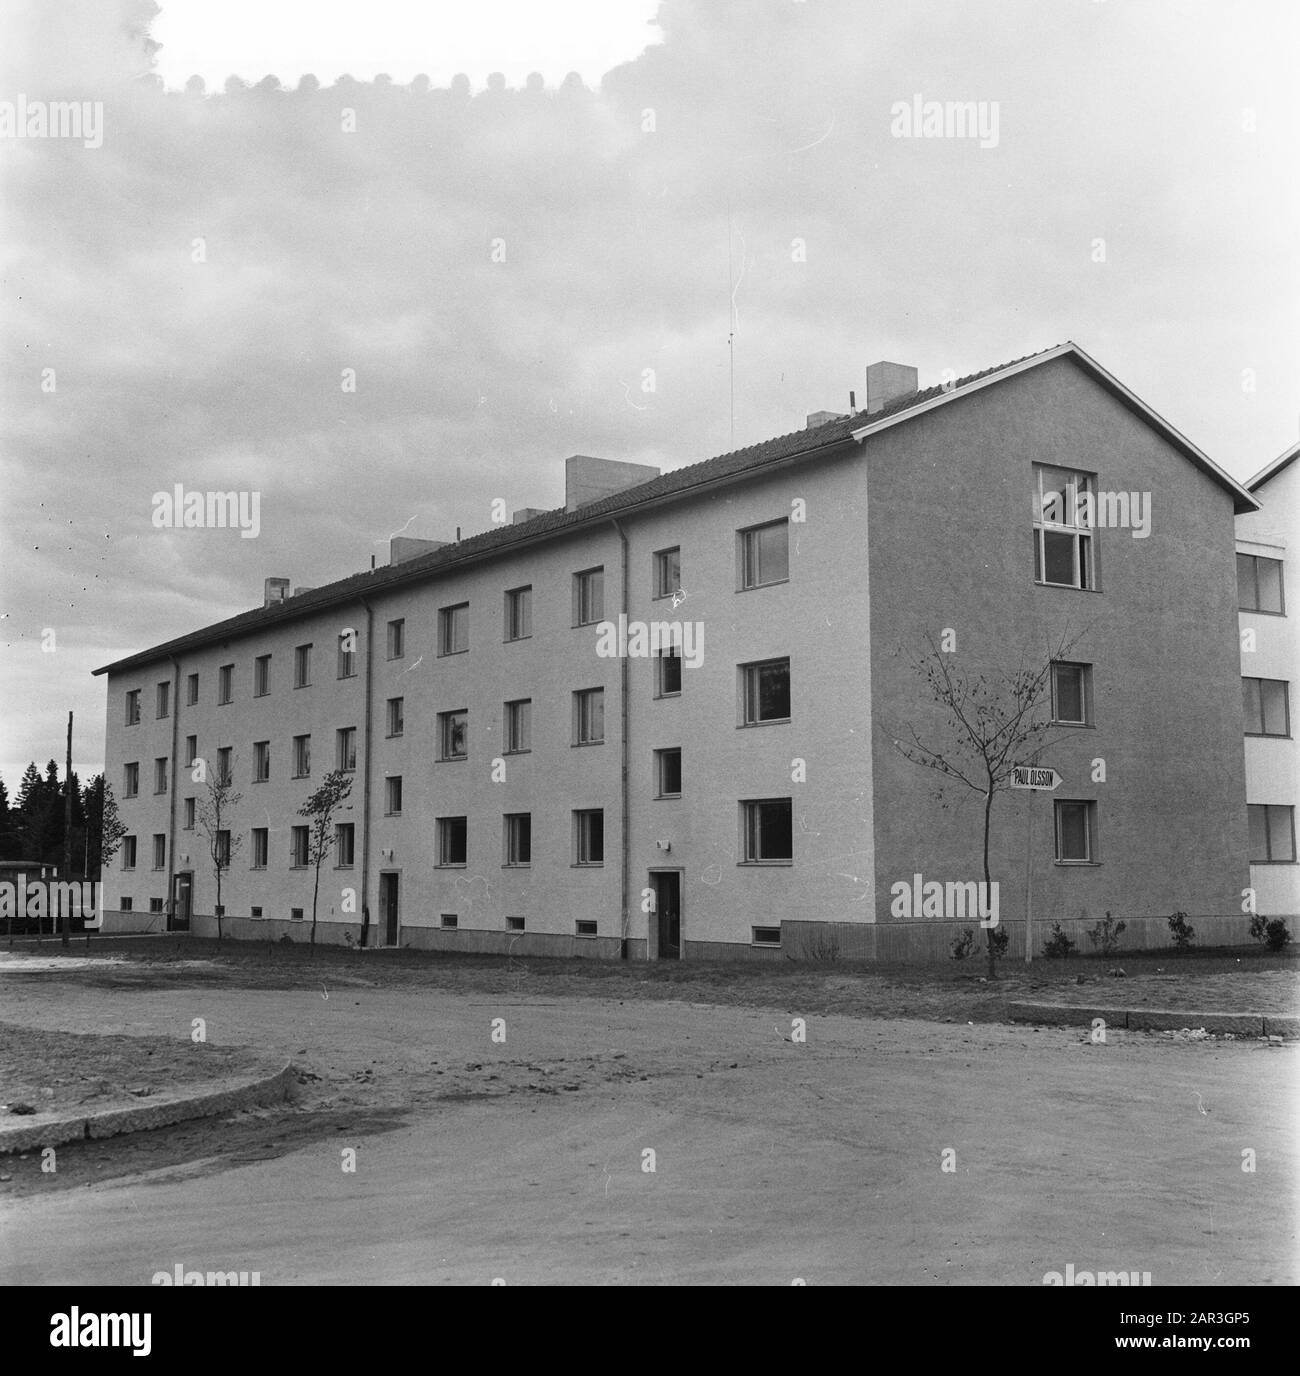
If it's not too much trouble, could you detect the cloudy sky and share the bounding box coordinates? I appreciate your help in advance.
[2,0,1297,788]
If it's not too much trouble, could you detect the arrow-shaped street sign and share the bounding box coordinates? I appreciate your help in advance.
[1010,765,1062,791]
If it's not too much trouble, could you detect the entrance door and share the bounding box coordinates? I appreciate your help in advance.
[379,872,399,947]
[170,872,192,932]
[650,871,681,959]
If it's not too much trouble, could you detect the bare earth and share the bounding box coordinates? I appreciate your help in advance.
[0,944,1295,1286]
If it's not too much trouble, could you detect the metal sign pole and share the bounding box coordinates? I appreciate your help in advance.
[1024,793,1033,964]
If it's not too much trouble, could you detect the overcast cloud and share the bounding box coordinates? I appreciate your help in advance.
[1,0,1297,785]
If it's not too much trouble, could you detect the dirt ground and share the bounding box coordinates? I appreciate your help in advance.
[0,942,1295,1285]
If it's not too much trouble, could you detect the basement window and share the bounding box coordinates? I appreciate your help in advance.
[506,915,526,932]
[440,913,458,929]
[752,926,782,947]
[575,919,598,937]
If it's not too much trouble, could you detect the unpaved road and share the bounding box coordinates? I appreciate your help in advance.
[0,977,1295,1285]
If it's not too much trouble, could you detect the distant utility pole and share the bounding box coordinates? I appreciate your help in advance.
[62,711,73,947]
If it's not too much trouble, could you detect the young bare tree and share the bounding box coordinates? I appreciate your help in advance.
[888,630,1082,979]
[196,760,242,943]
[299,769,354,952]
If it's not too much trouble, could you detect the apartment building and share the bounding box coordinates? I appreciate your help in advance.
[1236,442,1299,924]
[93,342,1258,959]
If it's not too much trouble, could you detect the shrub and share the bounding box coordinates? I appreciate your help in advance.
[1087,910,1126,957]
[1167,910,1195,950]
[1043,923,1075,959]
[804,932,842,964]
[1264,918,1291,953]
[1249,912,1269,944]
[987,926,1010,962]
[951,928,977,961]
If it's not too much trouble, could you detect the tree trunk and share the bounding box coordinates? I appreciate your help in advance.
[310,860,321,954]
[984,781,996,980]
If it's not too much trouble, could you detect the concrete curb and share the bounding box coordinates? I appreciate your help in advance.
[1007,1002,1298,1039]
[0,1060,296,1154]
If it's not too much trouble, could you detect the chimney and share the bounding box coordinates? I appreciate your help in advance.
[864,361,919,416]
[263,577,290,608]
[564,455,660,512]
[390,536,451,566]
[805,410,847,430]
[512,507,548,525]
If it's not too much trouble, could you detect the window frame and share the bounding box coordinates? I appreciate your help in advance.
[438,603,469,656]
[1050,661,1092,727]
[384,775,403,817]
[336,727,357,773]
[1054,798,1098,864]
[655,646,682,698]
[125,689,141,726]
[573,808,605,867]
[740,657,792,726]
[738,519,790,591]
[254,654,271,697]
[387,618,406,660]
[251,827,269,870]
[504,698,532,754]
[1032,463,1096,591]
[218,664,234,704]
[1243,677,1290,738]
[504,586,533,642]
[504,812,532,867]
[1248,803,1296,864]
[294,643,312,688]
[739,797,794,865]
[655,747,682,798]
[1237,553,1285,615]
[437,816,468,868]
[293,734,311,778]
[573,687,605,746]
[653,547,681,601]
[573,567,605,627]
[386,697,404,738]
[438,709,469,761]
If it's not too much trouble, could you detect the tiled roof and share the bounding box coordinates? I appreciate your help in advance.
[92,342,1249,676]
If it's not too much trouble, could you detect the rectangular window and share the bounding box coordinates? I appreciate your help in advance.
[504,813,532,867]
[1033,464,1095,590]
[291,908,304,921]
[1237,553,1285,614]
[250,906,263,919]
[386,697,404,738]
[294,643,312,688]
[574,809,604,866]
[150,897,165,913]
[506,915,525,932]
[505,586,532,641]
[655,748,682,798]
[336,823,355,867]
[124,762,139,798]
[183,797,195,830]
[1051,662,1091,726]
[438,603,469,655]
[1243,678,1290,737]
[440,913,458,929]
[574,688,605,745]
[254,654,271,696]
[217,747,232,785]
[741,798,793,863]
[739,520,789,589]
[1248,804,1296,863]
[504,699,532,753]
[741,659,791,724]
[252,827,268,869]
[186,673,199,706]
[574,567,605,626]
[337,633,357,679]
[387,618,405,659]
[575,919,598,937]
[293,734,311,777]
[385,776,403,816]
[120,897,133,911]
[185,735,197,767]
[215,829,231,869]
[438,710,468,760]
[253,740,270,782]
[290,826,309,868]
[122,836,137,870]
[336,728,357,772]
[154,757,168,794]
[152,834,166,870]
[438,817,468,867]
[218,664,234,704]
[654,547,681,599]
[1055,799,1097,863]
[752,926,782,947]
[156,681,170,719]
[656,647,682,697]
[125,689,141,725]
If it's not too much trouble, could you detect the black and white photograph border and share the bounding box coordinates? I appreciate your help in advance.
[0,0,1297,1317]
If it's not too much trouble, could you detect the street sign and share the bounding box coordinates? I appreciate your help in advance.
[1010,765,1061,791]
